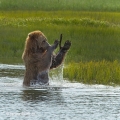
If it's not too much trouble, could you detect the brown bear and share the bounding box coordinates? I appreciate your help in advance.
[22,30,71,87]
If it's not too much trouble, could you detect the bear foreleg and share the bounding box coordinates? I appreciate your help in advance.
[50,40,71,69]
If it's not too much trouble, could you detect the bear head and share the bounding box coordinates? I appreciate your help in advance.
[23,30,50,57]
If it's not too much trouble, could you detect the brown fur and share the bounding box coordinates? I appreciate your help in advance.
[22,30,58,86]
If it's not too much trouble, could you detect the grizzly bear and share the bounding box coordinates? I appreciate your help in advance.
[22,30,71,87]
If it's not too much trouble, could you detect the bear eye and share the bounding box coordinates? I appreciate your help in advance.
[42,40,46,43]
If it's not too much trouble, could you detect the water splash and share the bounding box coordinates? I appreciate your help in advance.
[49,64,64,85]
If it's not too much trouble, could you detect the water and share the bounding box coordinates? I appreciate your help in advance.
[0,63,120,120]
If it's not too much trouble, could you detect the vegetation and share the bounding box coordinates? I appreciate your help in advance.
[0,0,120,12]
[64,60,120,85]
[0,0,120,85]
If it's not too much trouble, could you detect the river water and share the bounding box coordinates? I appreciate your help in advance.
[0,63,120,120]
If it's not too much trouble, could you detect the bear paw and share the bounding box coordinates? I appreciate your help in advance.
[54,40,59,49]
[62,40,71,52]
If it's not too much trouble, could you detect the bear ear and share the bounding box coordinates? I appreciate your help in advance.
[28,33,32,38]
[28,33,35,40]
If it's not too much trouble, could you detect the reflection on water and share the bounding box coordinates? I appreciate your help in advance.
[0,63,120,120]
[22,89,63,102]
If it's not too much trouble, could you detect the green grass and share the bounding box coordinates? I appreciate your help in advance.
[64,60,120,85]
[0,0,120,85]
[0,0,120,12]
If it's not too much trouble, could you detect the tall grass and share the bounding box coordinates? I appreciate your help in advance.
[64,60,120,85]
[0,0,120,11]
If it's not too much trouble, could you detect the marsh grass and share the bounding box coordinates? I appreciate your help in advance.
[0,0,120,11]
[63,60,120,85]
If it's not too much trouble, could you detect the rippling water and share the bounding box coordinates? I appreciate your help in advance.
[0,63,120,120]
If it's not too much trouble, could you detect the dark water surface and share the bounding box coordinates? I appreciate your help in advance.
[0,64,120,120]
